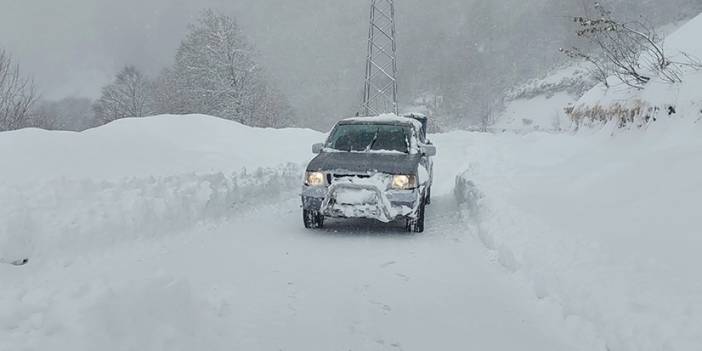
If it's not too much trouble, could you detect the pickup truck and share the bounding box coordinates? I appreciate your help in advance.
[301,114,436,233]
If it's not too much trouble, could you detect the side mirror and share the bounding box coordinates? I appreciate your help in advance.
[312,143,324,154]
[420,144,436,157]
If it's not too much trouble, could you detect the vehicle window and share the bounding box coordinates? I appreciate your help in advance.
[327,124,410,153]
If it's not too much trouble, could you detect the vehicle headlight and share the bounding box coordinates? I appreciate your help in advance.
[305,172,326,187]
[391,175,416,190]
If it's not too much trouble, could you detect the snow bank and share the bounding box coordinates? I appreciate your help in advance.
[453,118,702,350]
[0,165,303,263]
[0,114,323,185]
[0,114,325,262]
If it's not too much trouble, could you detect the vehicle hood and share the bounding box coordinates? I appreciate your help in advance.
[306,152,421,175]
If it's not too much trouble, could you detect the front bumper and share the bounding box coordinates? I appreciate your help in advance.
[301,184,420,222]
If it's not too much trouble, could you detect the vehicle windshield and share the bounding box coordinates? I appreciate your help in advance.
[326,124,411,153]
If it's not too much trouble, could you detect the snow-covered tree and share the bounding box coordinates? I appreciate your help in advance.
[0,49,37,131]
[93,65,152,124]
[167,9,293,127]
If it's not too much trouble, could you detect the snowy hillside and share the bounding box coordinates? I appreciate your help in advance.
[495,13,702,133]
[572,13,702,127]
[455,13,702,351]
[492,64,595,132]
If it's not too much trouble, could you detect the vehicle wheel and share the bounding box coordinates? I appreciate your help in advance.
[406,200,426,233]
[425,187,432,205]
[303,210,324,229]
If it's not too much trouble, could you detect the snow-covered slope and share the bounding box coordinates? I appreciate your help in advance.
[453,13,702,350]
[496,13,702,133]
[455,118,702,350]
[572,13,702,126]
[493,64,595,132]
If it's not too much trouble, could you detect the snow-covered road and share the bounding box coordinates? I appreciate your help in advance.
[1,195,581,351]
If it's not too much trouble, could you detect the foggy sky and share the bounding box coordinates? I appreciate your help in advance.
[0,0,366,101]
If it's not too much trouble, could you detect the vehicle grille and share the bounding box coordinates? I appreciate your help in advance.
[328,173,371,184]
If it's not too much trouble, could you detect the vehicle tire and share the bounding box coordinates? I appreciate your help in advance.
[425,187,432,205]
[405,200,426,233]
[303,210,324,229]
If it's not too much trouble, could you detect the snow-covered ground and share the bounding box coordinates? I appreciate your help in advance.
[1,114,591,351]
[456,117,702,350]
[3,104,701,350]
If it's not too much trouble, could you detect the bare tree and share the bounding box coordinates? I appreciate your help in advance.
[0,49,37,131]
[94,65,152,124]
[250,81,295,127]
[563,3,701,89]
[33,97,96,131]
[150,68,187,116]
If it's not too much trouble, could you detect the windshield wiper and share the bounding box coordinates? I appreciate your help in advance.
[365,129,380,152]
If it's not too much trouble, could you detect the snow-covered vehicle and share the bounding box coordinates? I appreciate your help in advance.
[301,114,436,232]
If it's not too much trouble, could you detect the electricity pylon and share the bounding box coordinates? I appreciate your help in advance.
[361,0,399,116]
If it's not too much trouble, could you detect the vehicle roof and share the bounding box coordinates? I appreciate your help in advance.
[337,114,423,130]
